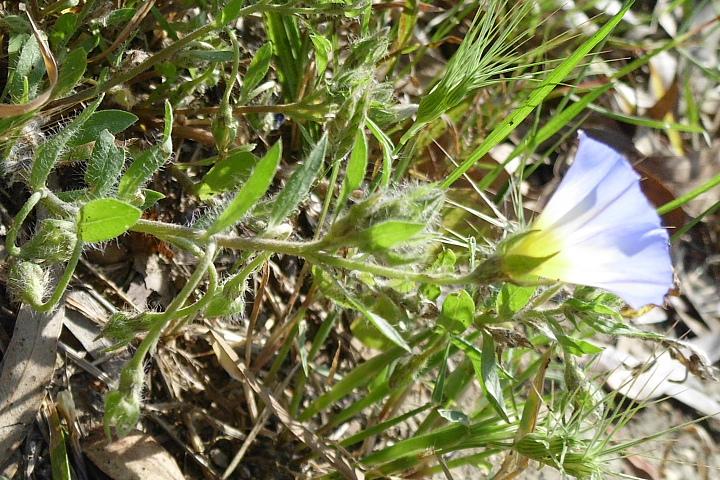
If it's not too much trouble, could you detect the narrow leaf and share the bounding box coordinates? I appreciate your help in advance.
[220,0,245,26]
[79,198,141,243]
[310,34,332,77]
[117,101,173,200]
[241,42,273,99]
[207,141,282,235]
[480,332,509,422]
[54,47,86,98]
[85,129,124,198]
[30,95,102,189]
[442,1,634,188]
[340,127,368,203]
[269,133,327,226]
[0,14,58,118]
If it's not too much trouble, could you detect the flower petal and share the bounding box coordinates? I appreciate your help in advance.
[513,131,674,308]
[535,223,672,308]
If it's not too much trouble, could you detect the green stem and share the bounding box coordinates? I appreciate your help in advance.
[6,191,45,256]
[224,252,272,294]
[306,252,502,286]
[47,22,218,110]
[131,218,504,285]
[33,239,84,312]
[126,242,217,373]
[657,171,720,215]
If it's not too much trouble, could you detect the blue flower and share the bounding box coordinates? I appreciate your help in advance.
[502,131,673,309]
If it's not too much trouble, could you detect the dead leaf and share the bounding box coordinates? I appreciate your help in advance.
[84,430,184,480]
[0,306,65,466]
[595,344,720,416]
[0,14,58,118]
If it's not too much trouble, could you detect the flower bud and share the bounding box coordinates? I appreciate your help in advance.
[104,365,144,438]
[103,389,141,438]
[20,219,77,263]
[327,184,444,251]
[8,259,47,305]
[205,294,245,318]
[211,105,239,154]
[102,312,151,346]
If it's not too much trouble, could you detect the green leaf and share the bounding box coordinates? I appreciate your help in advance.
[310,34,332,77]
[241,42,273,99]
[479,333,508,422]
[442,0,634,188]
[70,110,138,146]
[437,409,470,426]
[439,290,475,334]
[196,150,256,200]
[340,127,368,203]
[345,300,408,351]
[220,0,245,26]
[30,96,102,189]
[9,34,42,100]
[85,129,124,198]
[351,293,406,351]
[139,189,165,210]
[117,102,173,200]
[312,267,354,309]
[451,335,508,422]
[54,47,86,98]
[185,50,235,62]
[207,141,282,235]
[265,12,304,99]
[299,344,412,421]
[557,335,603,356]
[496,284,536,321]
[79,198,141,243]
[358,220,425,251]
[50,13,78,48]
[117,147,165,200]
[431,342,451,404]
[269,133,327,226]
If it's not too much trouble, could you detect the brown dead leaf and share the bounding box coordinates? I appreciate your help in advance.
[0,14,58,118]
[84,430,184,480]
[0,306,65,466]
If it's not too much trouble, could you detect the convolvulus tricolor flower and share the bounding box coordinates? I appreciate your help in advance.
[502,132,673,309]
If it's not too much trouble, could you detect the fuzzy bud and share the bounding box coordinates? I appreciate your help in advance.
[20,219,77,263]
[104,366,144,438]
[103,389,141,438]
[327,184,444,254]
[8,259,47,305]
[205,289,245,318]
[102,312,151,346]
[211,105,239,154]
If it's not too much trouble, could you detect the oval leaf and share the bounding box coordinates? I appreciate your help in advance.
[196,150,256,200]
[439,290,475,334]
[358,220,425,251]
[70,110,138,146]
[207,141,282,235]
[79,198,141,242]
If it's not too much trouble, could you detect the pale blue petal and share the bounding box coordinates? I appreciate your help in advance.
[556,224,672,309]
[540,131,628,228]
[534,132,673,308]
